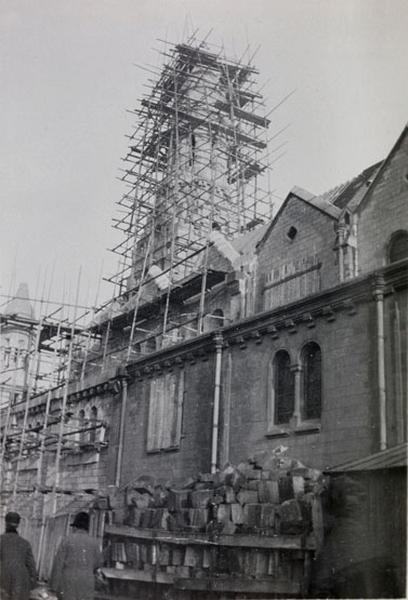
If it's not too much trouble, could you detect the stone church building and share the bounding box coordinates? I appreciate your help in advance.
[1,123,407,594]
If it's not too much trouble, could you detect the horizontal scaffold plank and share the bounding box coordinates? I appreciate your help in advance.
[104,524,315,550]
[140,100,267,150]
[100,568,301,595]
[175,576,301,595]
[101,567,173,584]
[214,100,270,128]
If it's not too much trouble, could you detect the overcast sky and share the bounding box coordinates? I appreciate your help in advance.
[1,0,407,317]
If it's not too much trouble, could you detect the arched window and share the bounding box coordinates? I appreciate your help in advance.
[189,132,196,166]
[4,338,10,368]
[212,309,224,327]
[89,406,98,444]
[133,342,142,356]
[205,308,224,331]
[301,342,322,420]
[79,409,86,445]
[273,350,294,424]
[388,230,408,263]
[146,337,156,353]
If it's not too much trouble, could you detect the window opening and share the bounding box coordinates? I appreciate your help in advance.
[388,230,408,263]
[89,406,97,444]
[273,350,294,424]
[287,226,298,241]
[79,409,86,445]
[146,337,156,353]
[302,342,322,420]
[147,371,184,451]
[189,132,196,166]
[209,308,224,330]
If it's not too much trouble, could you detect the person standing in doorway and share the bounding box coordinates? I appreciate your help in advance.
[49,511,103,600]
[0,511,37,600]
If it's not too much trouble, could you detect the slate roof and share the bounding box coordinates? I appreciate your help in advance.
[357,124,408,213]
[230,222,269,265]
[256,158,386,251]
[332,162,383,209]
[291,185,341,219]
[302,161,383,217]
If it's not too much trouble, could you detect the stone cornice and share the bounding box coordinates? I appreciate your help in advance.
[125,260,408,379]
[10,260,408,407]
[11,366,123,418]
[126,331,215,379]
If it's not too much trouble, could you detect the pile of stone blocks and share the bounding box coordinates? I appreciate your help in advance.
[119,449,325,537]
[106,450,325,587]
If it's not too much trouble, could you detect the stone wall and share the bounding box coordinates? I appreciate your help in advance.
[256,195,339,313]
[118,356,216,486]
[357,130,408,274]
[223,298,376,471]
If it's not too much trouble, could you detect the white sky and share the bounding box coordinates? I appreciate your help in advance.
[1,0,407,317]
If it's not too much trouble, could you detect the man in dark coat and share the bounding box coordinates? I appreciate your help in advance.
[49,512,103,600]
[0,511,37,600]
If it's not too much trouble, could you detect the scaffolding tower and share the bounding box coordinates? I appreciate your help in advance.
[0,35,281,563]
[108,37,272,296]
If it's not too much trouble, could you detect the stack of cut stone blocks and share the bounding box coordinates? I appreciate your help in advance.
[105,450,325,584]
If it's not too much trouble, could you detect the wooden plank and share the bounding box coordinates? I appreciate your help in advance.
[95,595,136,600]
[104,524,316,550]
[155,375,166,449]
[105,524,216,546]
[172,369,184,447]
[214,100,270,128]
[146,379,157,452]
[140,100,267,149]
[101,567,174,585]
[175,576,301,595]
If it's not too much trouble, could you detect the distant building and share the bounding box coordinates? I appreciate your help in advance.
[0,283,34,409]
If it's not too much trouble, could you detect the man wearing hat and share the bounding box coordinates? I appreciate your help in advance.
[49,511,103,600]
[0,511,37,600]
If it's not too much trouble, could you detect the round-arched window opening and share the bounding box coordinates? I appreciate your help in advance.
[146,337,156,353]
[301,342,322,421]
[204,308,224,332]
[132,342,142,356]
[212,308,224,328]
[89,406,98,444]
[79,409,86,444]
[273,350,294,425]
[388,230,408,264]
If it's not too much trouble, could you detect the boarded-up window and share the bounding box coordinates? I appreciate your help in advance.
[147,370,184,451]
[302,342,322,420]
[273,351,294,424]
[264,257,321,311]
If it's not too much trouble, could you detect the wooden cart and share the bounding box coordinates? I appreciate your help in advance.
[99,523,317,599]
